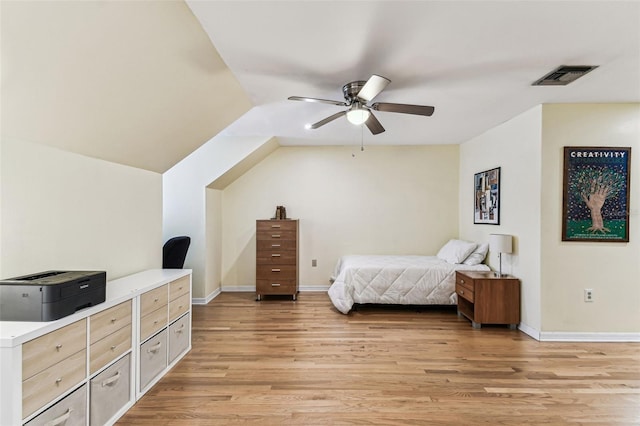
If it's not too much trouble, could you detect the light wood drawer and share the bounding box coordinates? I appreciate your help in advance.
[90,323,132,374]
[90,354,131,426]
[256,220,297,232]
[25,383,87,426]
[90,300,132,345]
[168,313,190,364]
[22,349,86,418]
[456,282,474,303]
[140,284,168,318]
[169,292,190,323]
[140,307,167,342]
[139,330,167,391]
[169,276,190,301]
[23,319,87,380]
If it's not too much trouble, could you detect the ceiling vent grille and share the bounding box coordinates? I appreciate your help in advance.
[532,65,598,86]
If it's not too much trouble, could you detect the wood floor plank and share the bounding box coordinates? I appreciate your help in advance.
[117,292,640,425]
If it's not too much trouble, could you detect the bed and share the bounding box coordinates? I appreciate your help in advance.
[327,240,491,314]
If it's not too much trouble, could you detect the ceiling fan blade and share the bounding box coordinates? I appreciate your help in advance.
[309,111,347,129]
[364,112,385,135]
[356,75,391,102]
[371,102,435,116]
[288,96,347,107]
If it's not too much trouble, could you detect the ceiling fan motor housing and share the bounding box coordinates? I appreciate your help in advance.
[342,81,367,103]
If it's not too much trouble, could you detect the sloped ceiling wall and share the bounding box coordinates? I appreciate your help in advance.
[1,0,252,173]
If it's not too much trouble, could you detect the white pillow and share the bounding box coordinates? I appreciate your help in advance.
[437,239,478,264]
[462,243,489,265]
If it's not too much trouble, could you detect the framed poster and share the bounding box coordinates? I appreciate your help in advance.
[474,167,500,225]
[562,146,631,242]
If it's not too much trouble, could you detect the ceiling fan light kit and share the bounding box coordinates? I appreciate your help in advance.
[289,74,435,135]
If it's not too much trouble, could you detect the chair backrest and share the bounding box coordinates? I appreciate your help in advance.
[162,236,191,269]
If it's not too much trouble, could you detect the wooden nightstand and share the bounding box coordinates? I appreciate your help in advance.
[455,271,520,329]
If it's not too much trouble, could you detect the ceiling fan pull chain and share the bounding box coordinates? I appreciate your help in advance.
[361,124,364,151]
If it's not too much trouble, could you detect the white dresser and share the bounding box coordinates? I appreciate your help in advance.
[0,269,192,426]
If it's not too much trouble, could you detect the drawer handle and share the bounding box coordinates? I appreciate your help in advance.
[110,345,116,351]
[175,324,185,334]
[46,408,73,426]
[271,224,281,228]
[178,305,183,310]
[55,377,63,385]
[460,279,465,284]
[271,244,281,247]
[271,254,281,257]
[272,269,281,272]
[271,283,281,287]
[101,371,121,387]
[147,342,162,354]
[110,318,117,323]
[153,320,159,325]
[55,344,63,351]
[154,298,159,302]
[460,290,464,295]
[272,234,281,238]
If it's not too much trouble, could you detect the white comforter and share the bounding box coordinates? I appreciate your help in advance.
[327,255,490,314]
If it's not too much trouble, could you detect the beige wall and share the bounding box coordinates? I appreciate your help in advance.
[0,139,162,280]
[220,145,460,288]
[459,106,543,333]
[205,188,223,298]
[541,104,640,334]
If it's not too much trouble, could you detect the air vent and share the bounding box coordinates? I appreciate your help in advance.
[532,65,598,86]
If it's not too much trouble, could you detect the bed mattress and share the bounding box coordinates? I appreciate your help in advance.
[327,255,490,314]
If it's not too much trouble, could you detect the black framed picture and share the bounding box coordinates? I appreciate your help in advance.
[474,167,500,225]
[562,146,631,242]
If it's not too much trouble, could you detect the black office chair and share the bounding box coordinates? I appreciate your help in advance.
[162,236,191,269]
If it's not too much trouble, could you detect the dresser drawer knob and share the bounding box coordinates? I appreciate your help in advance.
[55,377,63,385]
[460,279,465,284]
[154,298,159,302]
[271,283,281,287]
[49,408,72,426]
[271,224,281,228]
[101,371,121,387]
[272,268,281,272]
[55,344,63,351]
[460,290,464,295]
[271,234,281,238]
[110,345,116,351]
[272,244,281,247]
[110,318,117,323]
[272,254,281,257]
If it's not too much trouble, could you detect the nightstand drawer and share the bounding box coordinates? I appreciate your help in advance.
[456,282,474,302]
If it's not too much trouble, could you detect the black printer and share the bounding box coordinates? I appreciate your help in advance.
[0,270,106,321]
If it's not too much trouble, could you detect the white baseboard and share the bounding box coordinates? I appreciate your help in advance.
[539,332,640,342]
[192,287,221,305]
[220,285,330,293]
[516,322,540,340]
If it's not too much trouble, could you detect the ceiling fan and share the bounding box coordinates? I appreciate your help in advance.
[288,74,435,135]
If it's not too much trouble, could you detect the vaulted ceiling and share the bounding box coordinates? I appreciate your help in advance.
[1,1,251,173]
[188,1,640,147]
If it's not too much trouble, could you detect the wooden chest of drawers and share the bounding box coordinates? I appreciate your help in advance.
[256,219,299,300]
[455,271,520,329]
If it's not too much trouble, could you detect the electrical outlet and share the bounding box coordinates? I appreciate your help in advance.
[312,259,317,267]
[584,289,594,302]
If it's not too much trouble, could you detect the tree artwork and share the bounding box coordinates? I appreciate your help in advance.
[570,167,626,234]
[562,147,631,242]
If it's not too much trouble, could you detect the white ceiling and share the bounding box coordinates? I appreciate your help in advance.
[188,1,640,147]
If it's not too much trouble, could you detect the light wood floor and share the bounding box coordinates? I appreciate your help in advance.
[118,292,640,425]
